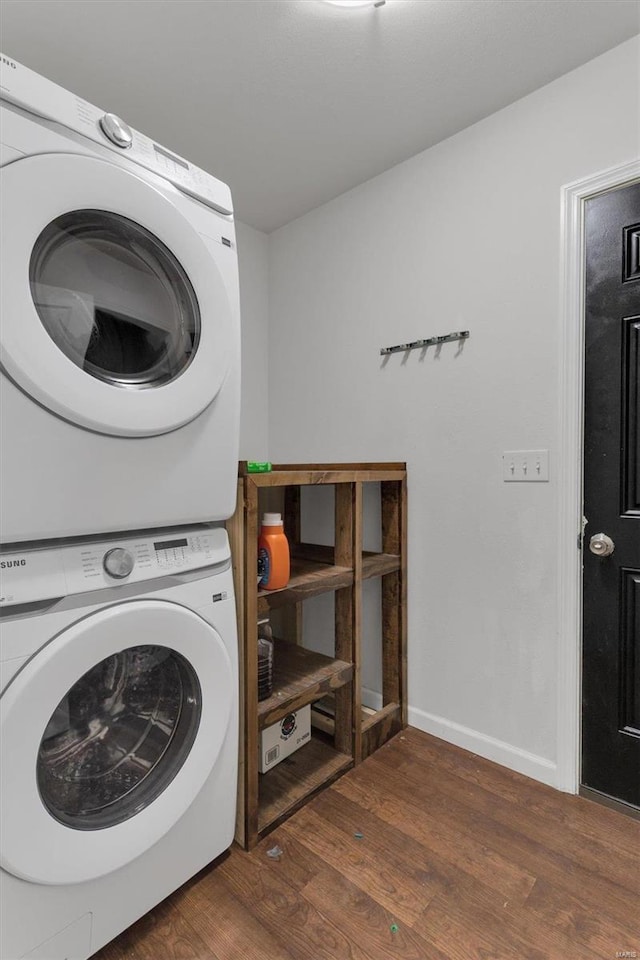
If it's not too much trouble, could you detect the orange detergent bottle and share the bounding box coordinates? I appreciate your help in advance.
[258,513,290,590]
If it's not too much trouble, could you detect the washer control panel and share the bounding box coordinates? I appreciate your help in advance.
[76,531,219,585]
[0,526,228,606]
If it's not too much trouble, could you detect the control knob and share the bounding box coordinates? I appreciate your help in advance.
[103,548,135,579]
[99,113,133,149]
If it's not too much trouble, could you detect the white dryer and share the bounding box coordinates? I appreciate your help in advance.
[0,55,240,544]
[0,525,238,960]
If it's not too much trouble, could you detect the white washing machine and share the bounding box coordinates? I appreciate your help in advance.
[0,525,238,960]
[0,54,240,544]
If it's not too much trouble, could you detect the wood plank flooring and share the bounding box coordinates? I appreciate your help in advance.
[94,728,640,960]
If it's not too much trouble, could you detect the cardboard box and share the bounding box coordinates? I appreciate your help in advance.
[259,705,311,773]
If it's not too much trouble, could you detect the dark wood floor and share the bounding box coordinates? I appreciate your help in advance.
[95,728,640,960]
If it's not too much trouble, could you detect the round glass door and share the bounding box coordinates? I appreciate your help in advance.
[1,153,234,437]
[0,599,234,884]
[37,645,201,831]
[30,211,201,389]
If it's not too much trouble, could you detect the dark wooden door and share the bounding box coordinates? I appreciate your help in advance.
[582,180,640,809]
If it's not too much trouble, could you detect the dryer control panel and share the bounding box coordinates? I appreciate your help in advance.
[0,54,233,216]
[0,526,229,607]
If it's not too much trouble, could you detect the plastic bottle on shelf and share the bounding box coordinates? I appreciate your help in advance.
[258,513,290,590]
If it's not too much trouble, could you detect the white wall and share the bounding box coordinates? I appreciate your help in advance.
[267,37,640,787]
[236,220,269,460]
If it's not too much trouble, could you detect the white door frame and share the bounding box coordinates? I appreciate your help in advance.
[557,158,640,793]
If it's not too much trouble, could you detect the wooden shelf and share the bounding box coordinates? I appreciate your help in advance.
[362,552,401,580]
[227,461,407,849]
[257,556,352,614]
[258,735,353,836]
[243,466,406,486]
[258,639,353,730]
[290,542,400,580]
[256,550,399,615]
[310,701,401,739]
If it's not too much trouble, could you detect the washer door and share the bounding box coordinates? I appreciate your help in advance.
[0,154,233,437]
[0,600,233,884]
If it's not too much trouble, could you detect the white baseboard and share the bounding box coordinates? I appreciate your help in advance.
[408,705,558,789]
[362,687,383,711]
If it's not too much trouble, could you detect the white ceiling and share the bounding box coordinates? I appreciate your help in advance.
[2,0,639,232]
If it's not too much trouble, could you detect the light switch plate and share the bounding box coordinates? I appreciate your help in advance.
[503,449,549,482]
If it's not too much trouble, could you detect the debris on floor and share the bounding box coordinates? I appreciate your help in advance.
[354,832,364,840]
[390,923,399,934]
[266,845,283,860]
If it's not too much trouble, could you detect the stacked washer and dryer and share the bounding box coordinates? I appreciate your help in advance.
[0,56,241,960]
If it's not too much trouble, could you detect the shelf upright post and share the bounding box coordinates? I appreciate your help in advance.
[334,481,362,761]
[381,477,408,724]
[243,474,260,849]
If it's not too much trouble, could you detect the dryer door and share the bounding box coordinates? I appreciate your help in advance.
[0,153,233,437]
[0,600,233,884]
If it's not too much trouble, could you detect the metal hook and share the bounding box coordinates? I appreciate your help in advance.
[380,331,469,356]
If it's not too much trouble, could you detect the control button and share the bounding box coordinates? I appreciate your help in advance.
[103,548,135,579]
[99,113,133,149]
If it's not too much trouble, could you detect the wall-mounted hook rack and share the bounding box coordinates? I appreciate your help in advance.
[380,331,469,356]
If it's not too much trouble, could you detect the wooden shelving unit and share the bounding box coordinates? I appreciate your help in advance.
[227,462,407,849]
[257,639,353,730]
